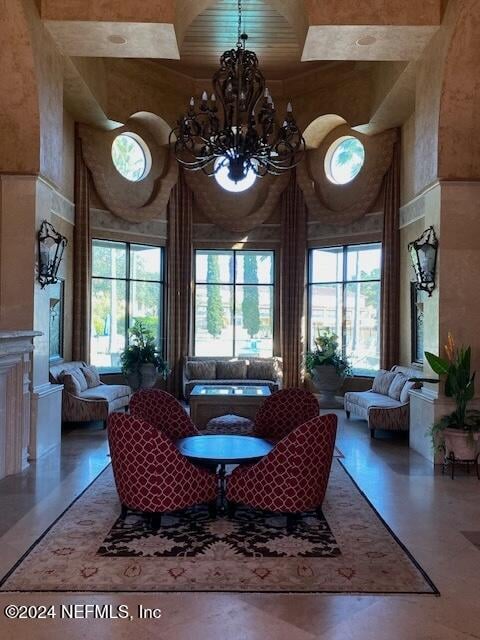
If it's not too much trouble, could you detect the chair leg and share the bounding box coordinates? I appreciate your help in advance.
[208,500,217,519]
[103,420,107,429]
[315,506,323,520]
[370,428,375,439]
[346,410,351,420]
[227,500,237,519]
[150,513,162,530]
[286,513,300,533]
[120,504,128,520]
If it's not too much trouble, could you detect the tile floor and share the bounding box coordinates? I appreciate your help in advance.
[0,412,479,639]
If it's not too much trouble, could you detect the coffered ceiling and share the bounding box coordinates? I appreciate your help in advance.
[40,0,444,134]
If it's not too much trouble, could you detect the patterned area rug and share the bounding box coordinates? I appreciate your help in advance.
[0,461,437,594]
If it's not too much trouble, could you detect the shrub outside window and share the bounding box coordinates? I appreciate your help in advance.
[91,239,164,371]
[194,249,274,358]
[308,243,381,375]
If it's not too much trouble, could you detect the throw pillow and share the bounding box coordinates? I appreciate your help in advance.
[372,370,397,395]
[82,365,102,388]
[216,360,247,380]
[185,360,216,381]
[62,373,81,395]
[69,367,88,392]
[400,380,416,403]
[247,359,277,381]
[388,373,408,401]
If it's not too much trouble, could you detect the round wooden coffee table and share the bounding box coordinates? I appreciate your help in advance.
[176,434,273,508]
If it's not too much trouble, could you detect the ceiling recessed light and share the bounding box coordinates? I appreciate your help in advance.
[355,36,377,46]
[108,35,127,45]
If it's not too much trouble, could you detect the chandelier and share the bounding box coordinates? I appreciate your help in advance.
[169,0,305,186]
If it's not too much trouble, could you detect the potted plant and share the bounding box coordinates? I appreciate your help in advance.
[305,328,351,406]
[120,320,170,390]
[424,333,480,460]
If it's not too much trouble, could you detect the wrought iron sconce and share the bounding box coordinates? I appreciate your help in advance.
[38,220,68,288]
[408,226,438,296]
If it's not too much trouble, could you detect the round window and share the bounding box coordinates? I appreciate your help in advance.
[111,133,151,182]
[214,156,257,193]
[325,136,365,185]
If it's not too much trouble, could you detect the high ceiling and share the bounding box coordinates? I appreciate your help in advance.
[162,0,322,80]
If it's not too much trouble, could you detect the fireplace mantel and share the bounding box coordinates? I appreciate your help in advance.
[0,330,41,479]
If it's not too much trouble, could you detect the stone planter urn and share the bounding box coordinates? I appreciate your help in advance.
[127,364,158,391]
[311,365,344,408]
[444,428,480,461]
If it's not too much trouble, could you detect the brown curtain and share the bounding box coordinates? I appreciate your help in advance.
[72,126,91,362]
[381,139,401,369]
[280,171,307,388]
[166,170,193,398]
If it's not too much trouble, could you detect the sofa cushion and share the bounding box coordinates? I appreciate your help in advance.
[185,360,216,381]
[372,370,397,395]
[62,373,82,395]
[216,360,247,380]
[345,391,403,411]
[82,365,102,388]
[79,385,131,403]
[247,359,277,381]
[388,373,408,401]
[400,380,416,403]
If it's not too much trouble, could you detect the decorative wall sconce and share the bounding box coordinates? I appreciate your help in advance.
[408,226,438,296]
[38,220,68,288]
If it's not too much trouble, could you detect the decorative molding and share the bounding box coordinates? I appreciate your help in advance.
[33,382,64,398]
[399,181,440,228]
[38,176,75,225]
[79,123,178,224]
[193,222,281,243]
[308,211,383,241]
[91,208,168,240]
[298,128,397,226]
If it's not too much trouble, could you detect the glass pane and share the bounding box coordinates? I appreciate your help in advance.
[236,251,274,284]
[235,285,273,357]
[130,245,162,281]
[194,284,233,356]
[328,137,365,185]
[92,240,127,279]
[129,281,162,350]
[195,251,233,284]
[309,284,343,350]
[310,248,343,283]
[345,281,380,375]
[90,278,127,370]
[346,244,381,282]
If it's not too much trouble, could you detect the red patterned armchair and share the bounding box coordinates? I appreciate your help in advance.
[253,388,319,442]
[107,413,217,528]
[227,414,337,529]
[129,389,199,440]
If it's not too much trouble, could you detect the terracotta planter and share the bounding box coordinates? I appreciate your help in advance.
[311,365,344,407]
[444,428,480,461]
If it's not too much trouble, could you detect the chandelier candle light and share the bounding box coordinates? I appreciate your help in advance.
[170,0,305,188]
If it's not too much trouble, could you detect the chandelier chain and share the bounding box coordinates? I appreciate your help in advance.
[237,0,242,46]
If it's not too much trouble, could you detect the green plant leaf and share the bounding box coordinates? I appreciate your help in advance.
[425,351,449,375]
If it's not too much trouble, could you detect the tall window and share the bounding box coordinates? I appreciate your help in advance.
[194,249,274,358]
[91,239,164,371]
[308,243,382,375]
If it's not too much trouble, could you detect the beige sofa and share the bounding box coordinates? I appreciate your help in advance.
[183,356,283,400]
[344,365,421,438]
[50,361,131,426]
